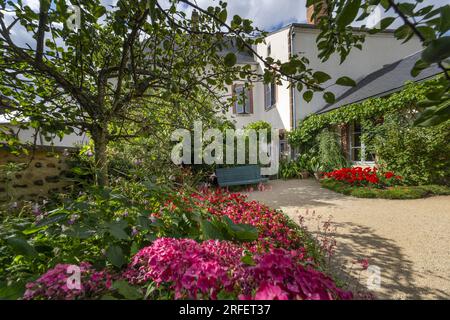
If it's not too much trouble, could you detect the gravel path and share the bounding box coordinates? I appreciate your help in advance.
[245,179,450,300]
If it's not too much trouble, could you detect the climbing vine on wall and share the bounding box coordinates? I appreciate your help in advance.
[288,77,442,147]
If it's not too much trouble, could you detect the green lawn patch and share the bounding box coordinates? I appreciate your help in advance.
[321,179,450,199]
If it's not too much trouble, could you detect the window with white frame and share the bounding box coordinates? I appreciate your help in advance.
[234,84,252,114]
[349,122,374,163]
[264,82,276,110]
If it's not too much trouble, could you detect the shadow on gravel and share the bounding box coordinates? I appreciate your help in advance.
[318,222,450,300]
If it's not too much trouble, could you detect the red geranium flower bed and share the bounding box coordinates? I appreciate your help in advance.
[324,167,402,187]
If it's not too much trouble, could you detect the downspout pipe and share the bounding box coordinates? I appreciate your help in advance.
[290,25,297,130]
[289,25,297,159]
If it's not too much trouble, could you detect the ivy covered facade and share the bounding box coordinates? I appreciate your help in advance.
[289,75,450,186]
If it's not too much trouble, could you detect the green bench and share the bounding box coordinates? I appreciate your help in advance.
[215,165,268,187]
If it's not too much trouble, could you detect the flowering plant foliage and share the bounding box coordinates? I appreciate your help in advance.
[21,189,352,300]
[324,167,402,188]
[23,262,113,300]
[190,189,310,252]
[124,238,352,300]
[124,238,244,299]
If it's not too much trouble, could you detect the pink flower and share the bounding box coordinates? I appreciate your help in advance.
[254,283,289,300]
[24,263,113,300]
[124,238,353,301]
[359,258,369,270]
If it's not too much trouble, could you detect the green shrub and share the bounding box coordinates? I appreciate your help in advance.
[369,115,449,186]
[316,128,348,172]
[415,184,450,195]
[349,188,378,198]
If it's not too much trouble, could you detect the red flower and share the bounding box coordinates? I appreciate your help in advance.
[384,172,395,179]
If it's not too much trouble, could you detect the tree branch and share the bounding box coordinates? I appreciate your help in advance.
[35,0,50,63]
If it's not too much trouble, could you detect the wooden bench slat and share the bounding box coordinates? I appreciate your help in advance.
[215,165,268,187]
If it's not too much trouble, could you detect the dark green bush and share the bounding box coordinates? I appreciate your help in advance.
[371,116,450,186]
[321,179,450,199]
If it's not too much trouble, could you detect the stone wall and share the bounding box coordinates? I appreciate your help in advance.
[0,147,75,204]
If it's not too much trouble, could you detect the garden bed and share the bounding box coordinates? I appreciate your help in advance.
[0,186,352,300]
[321,179,450,199]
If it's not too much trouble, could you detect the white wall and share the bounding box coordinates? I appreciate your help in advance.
[225,28,292,131]
[1,124,89,148]
[224,26,423,132]
[292,27,423,123]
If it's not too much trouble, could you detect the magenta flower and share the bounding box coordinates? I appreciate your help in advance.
[23,263,113,300]
[254,283,289,300]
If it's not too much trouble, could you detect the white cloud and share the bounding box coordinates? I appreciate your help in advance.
[183,0,307,31]
[182,0,446,31]
[23,0,40,12]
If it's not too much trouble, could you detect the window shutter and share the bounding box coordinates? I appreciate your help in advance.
[231,84,236,114]
[264,84,269,110]
[273,82,278,106]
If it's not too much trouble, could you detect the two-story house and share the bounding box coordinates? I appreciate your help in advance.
[224,6,423,154]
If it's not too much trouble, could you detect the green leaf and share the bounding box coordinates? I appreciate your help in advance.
[112,280,143,300]
[200,219,226,240]
[323,92,336,104]
[336,76,356,87]
[7,237,37,257]
[66,226,96,239]
[224,52,237,67]
[368,17,395,33]
[101,295,118,300]
[336,0,361,30]
[33,213,67,228]
[313,71,331,83]
[130,241,140,256]
[439,5,450,34]
[410,59,430,77]
[414,99,450,126]
[398,2,416,16]
[224,218,258,242]
[106,245,126,268]
[241,254,256,266]
[106,221,129,240]
[379,16,395,29]
[280,62,297,75]
[416,26,436,41]
[0,281,26,300]
[421,36,450,63]
[394,24,412,40]
[303,90,313,102]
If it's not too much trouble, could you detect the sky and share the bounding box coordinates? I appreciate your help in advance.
[18,0,450,32]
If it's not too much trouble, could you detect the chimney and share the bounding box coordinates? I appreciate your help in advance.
[191,10,199,31]
[306,1,328,25]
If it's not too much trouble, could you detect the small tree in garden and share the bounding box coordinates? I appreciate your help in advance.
[307,0,450,126]
[1,0,354,186]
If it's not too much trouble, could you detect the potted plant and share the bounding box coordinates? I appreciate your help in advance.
[299,158,310,179]
[309,157,323,180]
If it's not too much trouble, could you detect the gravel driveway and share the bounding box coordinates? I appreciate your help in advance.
[245,179,450,299]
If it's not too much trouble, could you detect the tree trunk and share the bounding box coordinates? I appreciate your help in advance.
[92,126,109,187]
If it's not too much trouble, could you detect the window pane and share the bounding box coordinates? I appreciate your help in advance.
[245,89,251,113]
[235,86,244,113]
[353,134,361,147]
[366,152,375,162]
[265,84,271,109]
[351,147,361,162]
[271,82,276,106]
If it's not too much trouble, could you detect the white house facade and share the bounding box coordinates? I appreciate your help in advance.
[223,21,423,134]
